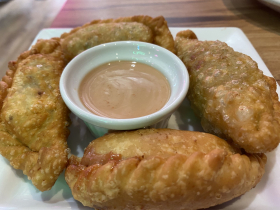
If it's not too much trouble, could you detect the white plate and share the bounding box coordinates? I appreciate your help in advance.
[258,0,280,13]
[1,27,280,210]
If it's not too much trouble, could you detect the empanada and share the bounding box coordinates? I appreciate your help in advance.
[175,30,280,153]
[60,15,175,61]
[65,128,266,210]
[0,38,70,191]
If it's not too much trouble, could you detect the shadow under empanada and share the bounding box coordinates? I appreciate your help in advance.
[67,113,95,157]
[172,97,204,132]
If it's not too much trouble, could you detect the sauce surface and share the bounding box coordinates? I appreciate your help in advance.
[79,61,170,119]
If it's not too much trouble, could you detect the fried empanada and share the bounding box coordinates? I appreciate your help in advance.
[60,15,175,61]
[65,128,266,210]
[0,38,70,191]
[175,30,280,153]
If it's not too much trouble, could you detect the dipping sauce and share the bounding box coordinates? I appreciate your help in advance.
[79,61,170,119]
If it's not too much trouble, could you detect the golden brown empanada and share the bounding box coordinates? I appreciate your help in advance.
[175,30,280,153]
[65,128,266,210]
[0,38,70,191]
[60,15,175,61]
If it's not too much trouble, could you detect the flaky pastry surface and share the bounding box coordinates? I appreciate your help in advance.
[175,30,280,153]
[0,38,70,191]
[65,129,266,210]
[60,15,175,61]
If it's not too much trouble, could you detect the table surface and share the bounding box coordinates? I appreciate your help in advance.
[0,0,67,76]
[51,0,280,85]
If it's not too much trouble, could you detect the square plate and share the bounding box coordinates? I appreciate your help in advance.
[0,28,279,210]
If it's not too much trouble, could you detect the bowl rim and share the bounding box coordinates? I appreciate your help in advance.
[60,41,189,130]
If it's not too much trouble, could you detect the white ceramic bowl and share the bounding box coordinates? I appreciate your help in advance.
[60,41,189,137]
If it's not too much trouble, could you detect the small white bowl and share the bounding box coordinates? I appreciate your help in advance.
[60,41,189,137]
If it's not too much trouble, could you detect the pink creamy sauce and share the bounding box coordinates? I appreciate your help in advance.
[79,61,170,119]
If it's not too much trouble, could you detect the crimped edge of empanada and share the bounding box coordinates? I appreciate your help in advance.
[265,75,280,125]
[0,69,15,109]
